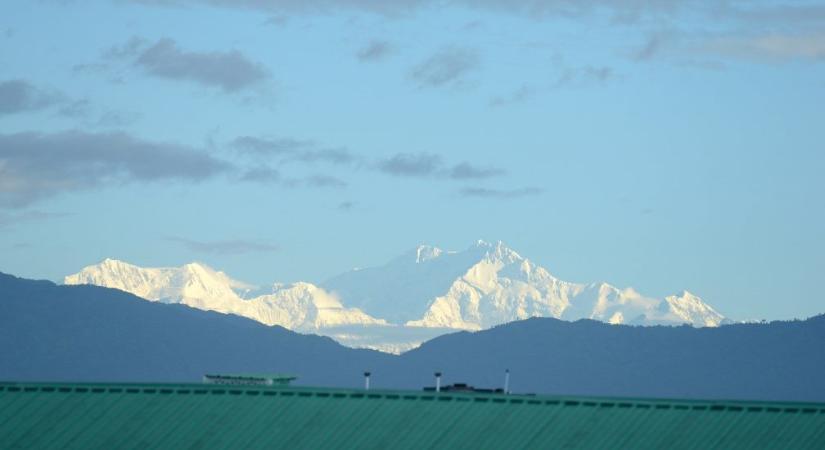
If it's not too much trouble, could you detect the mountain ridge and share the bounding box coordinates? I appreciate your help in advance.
[65,258,386,331]
[3,271,824,402]
[64,240,726,352]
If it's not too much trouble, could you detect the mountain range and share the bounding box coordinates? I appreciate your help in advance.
[2,272,823,402]
[64,240,726,353]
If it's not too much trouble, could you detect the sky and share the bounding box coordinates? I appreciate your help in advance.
[1,0,824,322]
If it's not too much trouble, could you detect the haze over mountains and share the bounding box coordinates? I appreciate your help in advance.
[2,272,823,402]
[64,240,726,353]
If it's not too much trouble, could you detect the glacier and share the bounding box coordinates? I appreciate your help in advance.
[64,240,726,353]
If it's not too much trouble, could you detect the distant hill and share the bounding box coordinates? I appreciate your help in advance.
[395,315,825,402]
[0,272,389,387]
[3,271,823,402]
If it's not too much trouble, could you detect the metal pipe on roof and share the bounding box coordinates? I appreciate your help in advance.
[504,369,510,395]
[364,372,371,390]
[435,372,442,393]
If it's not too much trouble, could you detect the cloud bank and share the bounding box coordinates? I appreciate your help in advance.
[102,37,269,91]
[0,130,231,207]
[136,39,269,91]
[127,0,691,19]
[0,80,63,116]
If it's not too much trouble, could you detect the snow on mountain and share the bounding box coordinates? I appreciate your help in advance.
[64,259,385,332]
[64,241,725,353]
[321,243,492,324]
[326,240,725,330]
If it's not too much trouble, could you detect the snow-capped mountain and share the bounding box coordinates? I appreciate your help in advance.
[64,259,385,331]
[64,241,726,353]
[324,240,725,330]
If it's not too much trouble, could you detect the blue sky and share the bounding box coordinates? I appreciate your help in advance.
[1,0,824,321]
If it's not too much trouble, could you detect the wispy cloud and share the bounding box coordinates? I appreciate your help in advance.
[232,136,313,156]
[0,80,64,116]
[701,33,825,62]
[410,47,479,88]
[553,65,615,88]
[338,201,356,211]
[720,4,825,29]
[239,166,347,189]
[263,15,289,27]
[302,175,348,188]
[232,136,360,165]
[490,65,614,107]
[630,24,825,66]
[0,79,141,128]
[449,162,506,179]
[357,40,394,62]
[125,0,694,21]
[240,167,281,183]
[631,32,672,62]
[124,0,825,42]
[376,152,506,181]
[166,236,279,255]
[125,1,825,70]
[104,36,147,59]
[135,38,269,91]
[0,130,231,208]
[376,152,442,177]
[280,174,348,189]
[235,137,507,191]
[459,187,542,199]
[489,85,536,107]
[101,37,269,92]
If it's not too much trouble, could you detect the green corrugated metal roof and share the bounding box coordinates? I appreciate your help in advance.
[1,382,824,449]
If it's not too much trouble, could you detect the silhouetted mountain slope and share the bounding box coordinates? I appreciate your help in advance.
[0,272,390,386]
[2,272,824,402]
[395,316,825,402]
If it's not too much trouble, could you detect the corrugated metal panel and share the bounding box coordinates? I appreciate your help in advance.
[1,382,824,449]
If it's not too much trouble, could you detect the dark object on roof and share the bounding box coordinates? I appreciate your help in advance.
[2,382,825,449]
[423,382,504,394]
[203,373,296,386]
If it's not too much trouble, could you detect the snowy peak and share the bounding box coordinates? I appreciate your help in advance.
[64,241,727,354]
[392,244,447,266]
[64,260,384,331]
[665,291,725,327]
[65,259,247,304]
[415,245,443,263]
[474,239,523,264]
[329,240,725,331]
[405,243,574,329]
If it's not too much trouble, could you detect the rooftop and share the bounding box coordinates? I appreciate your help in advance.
[2,382,824,449]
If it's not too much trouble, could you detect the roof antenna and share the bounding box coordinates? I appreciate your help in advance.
[504,369,510,395]
[435,372,442,393]
[364,371,371,391]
